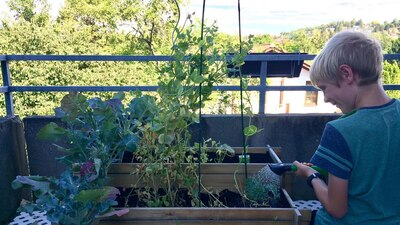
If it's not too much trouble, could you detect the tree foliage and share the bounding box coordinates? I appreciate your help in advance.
[389,37,400,54]
[7,0,50,25]
[382,61,400,99]
[0,0,186,116]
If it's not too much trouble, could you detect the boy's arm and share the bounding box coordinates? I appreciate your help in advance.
[293,161,348,219]
[312,173,348,218]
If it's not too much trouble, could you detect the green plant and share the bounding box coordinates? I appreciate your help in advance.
[122,21,244,208]
[12,172,127,225]
[195,139,235,163]
[124,20,264,208]
[244,176,280,207]
[11,91,151,224]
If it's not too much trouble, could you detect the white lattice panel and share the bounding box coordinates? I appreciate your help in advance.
[9,211,50,225]
[293,200,322,211]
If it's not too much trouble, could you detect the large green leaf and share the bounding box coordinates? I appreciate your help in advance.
[124,134,140,152]
[75,187,120,204]
[112,92,125,100]
[190,71,204,84]
[60,92,87,114]
[158,133,174,145]
[244,125,258,137]
[37,122,67,141]
[75,189,108,204]
[129,95,158,120]
[150,122,164,132]
[12,176,51,192]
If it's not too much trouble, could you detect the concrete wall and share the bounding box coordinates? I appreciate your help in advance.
[0,116,29,224]
[23,116,67,178]
[23,114,340,200]
[195,114,339,162]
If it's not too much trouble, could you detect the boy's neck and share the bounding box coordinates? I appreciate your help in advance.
[355,82,391,109]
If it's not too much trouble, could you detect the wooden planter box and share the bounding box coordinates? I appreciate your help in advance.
[100,146,302,225]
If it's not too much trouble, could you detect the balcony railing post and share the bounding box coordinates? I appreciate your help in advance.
[1,60,14,116]
[258,61,267,114]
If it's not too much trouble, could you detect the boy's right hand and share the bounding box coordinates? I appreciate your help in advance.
[293,161,318,179]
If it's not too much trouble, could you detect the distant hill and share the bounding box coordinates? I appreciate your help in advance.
[250,19,400,54]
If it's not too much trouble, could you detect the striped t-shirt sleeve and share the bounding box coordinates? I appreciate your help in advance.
[310,123,353,179]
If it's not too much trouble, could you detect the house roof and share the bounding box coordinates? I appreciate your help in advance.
[251,44,311,71]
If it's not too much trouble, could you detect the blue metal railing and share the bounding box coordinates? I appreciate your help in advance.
[2,54,400,116]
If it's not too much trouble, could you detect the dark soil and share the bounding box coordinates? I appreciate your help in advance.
[117,151,284,208]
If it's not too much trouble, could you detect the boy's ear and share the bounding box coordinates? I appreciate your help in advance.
[339,64,356,84]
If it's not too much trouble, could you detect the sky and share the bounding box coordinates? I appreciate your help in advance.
[1,0,400,35]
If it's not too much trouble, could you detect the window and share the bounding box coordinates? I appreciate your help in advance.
[304,81,318,106]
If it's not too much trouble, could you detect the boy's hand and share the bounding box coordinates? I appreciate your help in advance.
[293,161,318,178]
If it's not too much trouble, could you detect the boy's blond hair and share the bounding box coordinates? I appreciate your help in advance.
[310,31,383,86]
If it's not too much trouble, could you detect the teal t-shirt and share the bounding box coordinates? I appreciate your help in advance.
[311,99,400,225]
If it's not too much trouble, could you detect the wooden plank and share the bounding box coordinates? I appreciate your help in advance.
[208,146,281,156]
[198,163,265,174]
[100,207,296,221]
[232,146,267,154]
[99,221,295,225]
[139,208,292,219]
[298,209,313,225]
[176,146,270,154]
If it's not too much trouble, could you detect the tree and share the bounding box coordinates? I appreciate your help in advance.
[382,61,400,99]
[7,0,50,26]
[355,19,364,28]
[371,32,393,53]
[390,37,400,54]
[59,0,121,29]
[253,34,273,45]
[119,0,186,55]
[57,0,186,55]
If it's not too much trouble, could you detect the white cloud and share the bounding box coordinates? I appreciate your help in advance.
[183,0,400,34]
